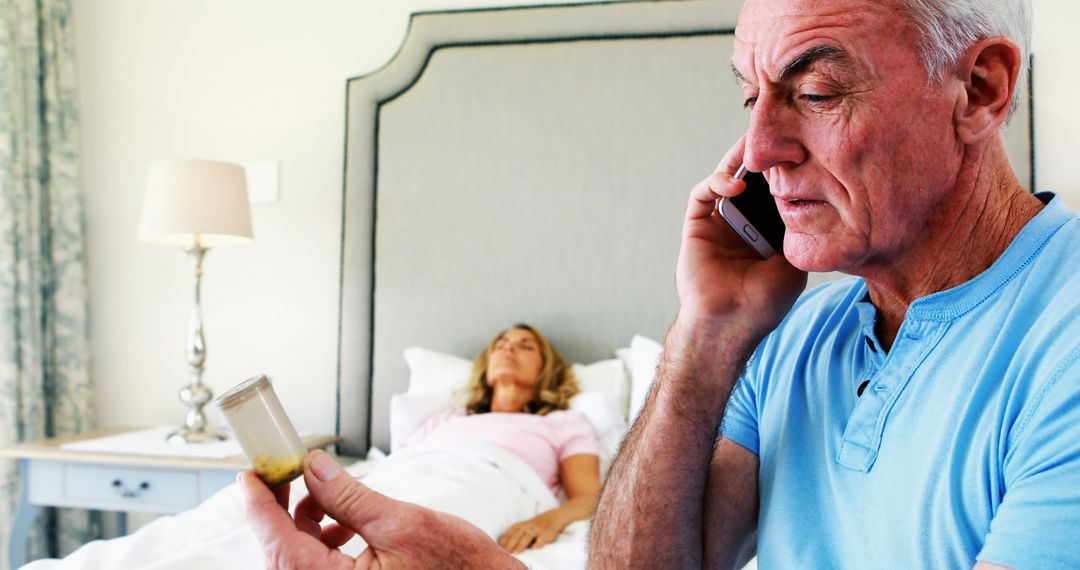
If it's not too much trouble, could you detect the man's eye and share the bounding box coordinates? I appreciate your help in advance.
[799,93,833,104]
[742,96,758,109]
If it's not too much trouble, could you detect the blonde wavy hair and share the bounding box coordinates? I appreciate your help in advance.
[463,323,578,416]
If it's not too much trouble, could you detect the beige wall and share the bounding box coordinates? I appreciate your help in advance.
[73,0,605,439]
[1032,0,1080,210]
[74,1,1080,439]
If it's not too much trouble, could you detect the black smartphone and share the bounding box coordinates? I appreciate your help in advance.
[718,165,786,258]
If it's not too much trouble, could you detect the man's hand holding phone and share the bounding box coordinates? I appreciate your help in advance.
[719,165,786,259]
[674,135,807,345]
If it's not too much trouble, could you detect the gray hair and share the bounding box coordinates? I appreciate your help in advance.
[901,0,1031,115]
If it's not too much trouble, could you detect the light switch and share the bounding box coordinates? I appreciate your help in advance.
[244,161,280,204]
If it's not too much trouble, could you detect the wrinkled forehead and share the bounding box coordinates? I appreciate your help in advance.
[734,0,913,76]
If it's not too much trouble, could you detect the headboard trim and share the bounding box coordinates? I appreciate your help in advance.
[381,30,736,107]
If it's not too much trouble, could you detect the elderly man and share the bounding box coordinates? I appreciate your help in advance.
[591,0,1080,569]
[242,0,1078,568]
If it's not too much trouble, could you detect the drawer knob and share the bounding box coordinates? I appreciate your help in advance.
[111,479,151,499]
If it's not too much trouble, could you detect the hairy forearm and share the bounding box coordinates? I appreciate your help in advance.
[589,319,758,568]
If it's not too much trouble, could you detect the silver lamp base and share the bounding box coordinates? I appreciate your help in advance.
[167,426,227,445]
[166,242,227,446]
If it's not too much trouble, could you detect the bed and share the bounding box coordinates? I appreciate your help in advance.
[23,0,1035,567]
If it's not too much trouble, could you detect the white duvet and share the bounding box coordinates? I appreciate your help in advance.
[23,442,589,569]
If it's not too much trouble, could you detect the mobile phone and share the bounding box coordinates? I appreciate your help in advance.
[718,165,786,258]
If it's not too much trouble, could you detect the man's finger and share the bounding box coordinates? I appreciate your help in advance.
[272,481,291,509]
[357,547,377,567]
[687,174,745,222]
[320,522,357,549]
[301,450,397,538]
[293,503,323,539]
[294,493,327,538]
[240,472,300,549]
[687,134,750,222]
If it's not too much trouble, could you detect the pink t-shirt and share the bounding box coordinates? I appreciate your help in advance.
[406,409,599,494]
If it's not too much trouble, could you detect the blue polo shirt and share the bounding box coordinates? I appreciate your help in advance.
[721,193,1080,569]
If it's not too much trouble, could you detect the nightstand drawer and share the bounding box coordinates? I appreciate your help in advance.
[64,465,198,509]
[27,461,205,513]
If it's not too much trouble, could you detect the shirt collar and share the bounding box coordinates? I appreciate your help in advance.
[905,192,1074,321]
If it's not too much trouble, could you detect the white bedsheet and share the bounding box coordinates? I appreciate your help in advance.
[23,442,588,569]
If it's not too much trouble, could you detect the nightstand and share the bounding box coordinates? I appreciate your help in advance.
[0,427,340,569]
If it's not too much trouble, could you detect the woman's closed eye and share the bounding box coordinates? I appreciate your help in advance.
[495,340,537,351]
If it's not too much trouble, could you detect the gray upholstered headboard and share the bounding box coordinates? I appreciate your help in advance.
[335,0,1034,455]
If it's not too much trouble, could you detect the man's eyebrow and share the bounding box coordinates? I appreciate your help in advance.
[730,44,850,85]
[730,62,749,85]
[779,45,849,81]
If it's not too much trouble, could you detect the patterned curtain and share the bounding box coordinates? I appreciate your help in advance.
[0,0,100,566]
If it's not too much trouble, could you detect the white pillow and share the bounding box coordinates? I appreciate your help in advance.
[571,358,630,418]
[628,335,663,425]
[403,347,473,399]
[615,347,633,379]
[389,393,453,453]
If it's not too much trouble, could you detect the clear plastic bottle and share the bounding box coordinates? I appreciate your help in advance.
[215,374,307,487]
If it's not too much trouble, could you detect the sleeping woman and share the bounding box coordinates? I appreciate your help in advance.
[21,324,599,569]
[400,323,601,553]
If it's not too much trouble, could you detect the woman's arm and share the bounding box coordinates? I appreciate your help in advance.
[499,453,600,553]
[555,453,602,526]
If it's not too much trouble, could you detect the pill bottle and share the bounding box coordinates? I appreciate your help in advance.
[215,374,307,487]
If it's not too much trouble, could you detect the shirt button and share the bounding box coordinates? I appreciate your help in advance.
[874,384,890,393]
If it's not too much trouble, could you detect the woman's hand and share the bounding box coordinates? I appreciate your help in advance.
[499,454,601,553]
[499,509,569,553]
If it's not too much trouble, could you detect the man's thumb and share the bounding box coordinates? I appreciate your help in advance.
[302,449,387,534]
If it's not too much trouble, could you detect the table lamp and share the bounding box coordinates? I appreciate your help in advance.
[138,159,253,444]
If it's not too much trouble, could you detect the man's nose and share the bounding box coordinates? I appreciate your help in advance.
[742,96,806,173]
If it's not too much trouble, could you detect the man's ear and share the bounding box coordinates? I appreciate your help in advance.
[953,36,1022,144]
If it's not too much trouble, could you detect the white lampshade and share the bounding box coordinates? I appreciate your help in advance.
[138,159,254,247]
